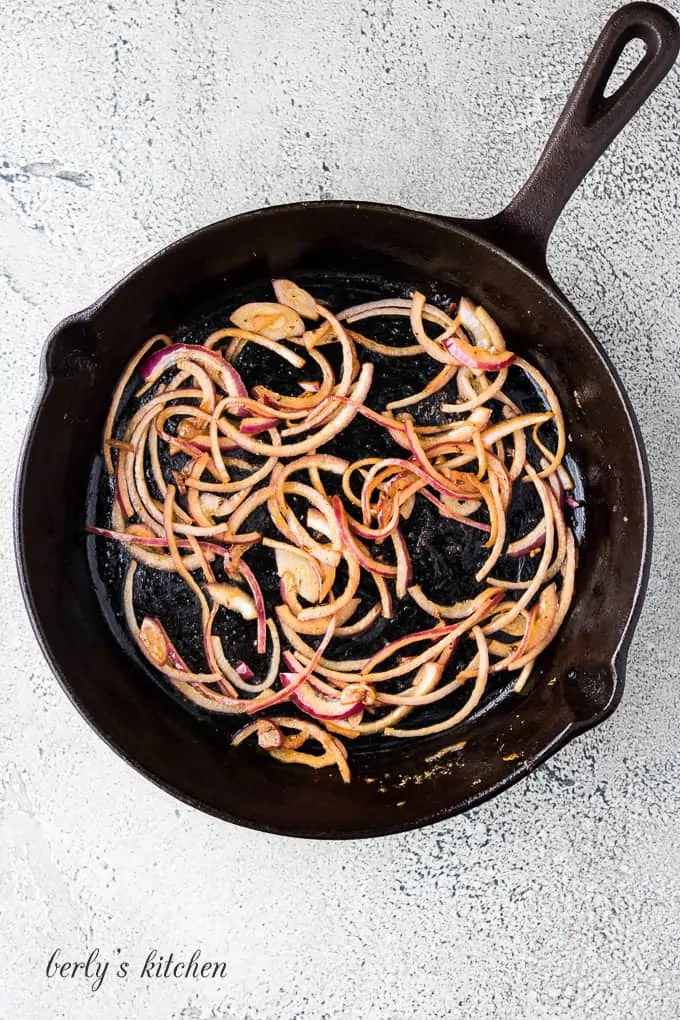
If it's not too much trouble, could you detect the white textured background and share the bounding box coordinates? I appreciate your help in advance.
[2,1,679,1018]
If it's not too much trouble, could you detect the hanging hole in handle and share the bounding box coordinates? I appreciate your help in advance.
[603,36,648,97]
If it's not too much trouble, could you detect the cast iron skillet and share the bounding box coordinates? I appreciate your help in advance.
[15,3,679,838]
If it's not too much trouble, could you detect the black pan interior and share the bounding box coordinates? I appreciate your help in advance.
[88,269,585,758]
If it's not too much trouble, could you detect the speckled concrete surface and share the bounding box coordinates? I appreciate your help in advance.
[1,1,679,1018]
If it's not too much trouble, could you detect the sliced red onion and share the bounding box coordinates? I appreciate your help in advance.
[408,585,497,621]
[235,559,267,654]
[294,686,363,722]
[443,333,515,371]
[281,665,363,721]
[272,279,320,320]
[216,362,374,459]
[230,301,305,340]
[410,291,458,364]
[480,411,553,448]
[507,519,547,558]
[332,497,397,578]
[275,599,361,637]
[240,415,279,435]
[140,616,189,671]
[206,583,257,620]
[392,527,412,597]
[140,344,249,414]
[234,660,255,681]
[384,626,489,737]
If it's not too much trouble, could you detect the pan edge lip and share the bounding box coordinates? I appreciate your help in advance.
[13,200,652,836]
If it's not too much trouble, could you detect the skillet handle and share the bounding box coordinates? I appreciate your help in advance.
[477,2,679,276]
